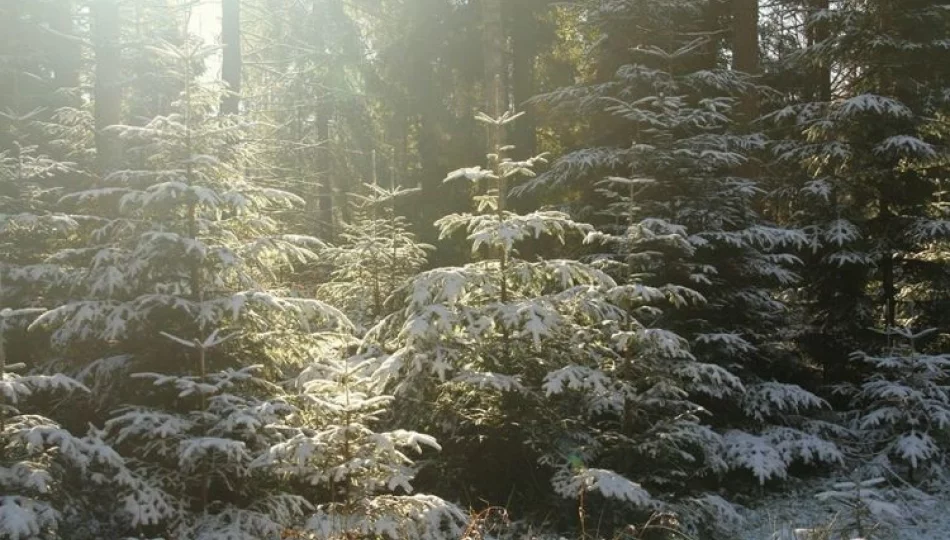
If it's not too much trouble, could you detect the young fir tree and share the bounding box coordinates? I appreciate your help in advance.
[0,284,117,540]
[255,345,468,540]
[0,71,127,540]
[523,0,842,492]
[0,109,84,307]
[0,32,96,305]
[29,39,348,538]
[768,0,950,371]
[316,181,432,330]
[813,475,912,539]
[123,0,192,123]
[837,327,950,479]
[241,0,372,239]
[370,111,748,536]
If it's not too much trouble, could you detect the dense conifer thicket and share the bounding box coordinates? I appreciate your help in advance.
[2,1,950,539]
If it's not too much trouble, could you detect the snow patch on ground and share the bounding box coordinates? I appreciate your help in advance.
[739,479,950,539]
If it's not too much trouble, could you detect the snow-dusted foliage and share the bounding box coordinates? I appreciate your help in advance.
[18,38,349,538]
[0,292,129,540]
[5,0,950,538]
[0,107,89,311]
[717,381,844,484]
[739,472,936,540]
[98,330,317,538]
[561,38,808,373]
[768,0,950,355]
[30,38,347,381]
[0,113,75,215]
[767,88,943,339]
[315,183,432,329]
[523,0,840,497]
[814,476,909,539]
[257,348,466,540]
[0,28,129,538]
[551,466,651,506]
[839,327,950,475]
[367,111,742,535]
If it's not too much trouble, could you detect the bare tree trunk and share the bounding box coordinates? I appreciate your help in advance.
[481,0,506,121]
[221,0,242,114]
[317,104,334,239]
[882,249,896,329]
[92,0,122,175]
[697,0,725,70]
[510,0,538,157]
[394,100,408,188]
[732,0,760,120]
[879,198,897,329]
[732,0,759,74]
[482,0,507,223]
[808,0,832,101]
[0,2,21,150]
[417,87,446,255]
[51,1,81,92]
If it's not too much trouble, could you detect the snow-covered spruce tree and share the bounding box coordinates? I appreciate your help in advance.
[0,35,136,539]
[370,111,748,536]
[28,39,348,538]
[315,182,432,330]
[254,345,467,540]
[522,1,842,493]
[0,107,90,309]
[122,0,194,123]
[0,279,130,540]
[837,327,950,479]
[767,0,950,369]
[813,475,911,539]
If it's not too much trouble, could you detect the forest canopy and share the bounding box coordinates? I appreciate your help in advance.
[2,1,950,539]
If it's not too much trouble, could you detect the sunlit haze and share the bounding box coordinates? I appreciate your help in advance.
[3,2,949,538]
[189,0,221,76]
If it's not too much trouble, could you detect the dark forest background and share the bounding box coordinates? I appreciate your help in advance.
[3,1,950,539]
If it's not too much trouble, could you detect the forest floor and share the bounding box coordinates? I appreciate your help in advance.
[739,477,950,539]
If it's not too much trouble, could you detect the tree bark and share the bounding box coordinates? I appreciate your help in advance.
[221,0,242,114]
[510,0,538,157]
[880,199,897,329]
[732,0,760,119]
[92,0,122,175]
[697,0,725,71]
[317,104,334,239]
[807,0,832,101]
[732,0,759,74]
[393,100,408,188]
[481,0,506,121]
[0,3,20,149]
[882,249,896,329]
[51,1,81,92]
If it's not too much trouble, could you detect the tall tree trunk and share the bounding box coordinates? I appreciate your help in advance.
[0,2,21,150]
[51,1,81,92]
[697,0,725,70]
[880,199,897,329]
[882,249,896,329]
[732,0,759,73]
[482,0,507,223]
[393,100,408,188]
[92,0,122,175]
[807,0,831,101]
[510,0,538,157]
[481,0,506,121]
[317,104,334,239]
[417,76,441,245]
[221,0,242,114]
[732,0,760,119]
[309,0,334,239]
